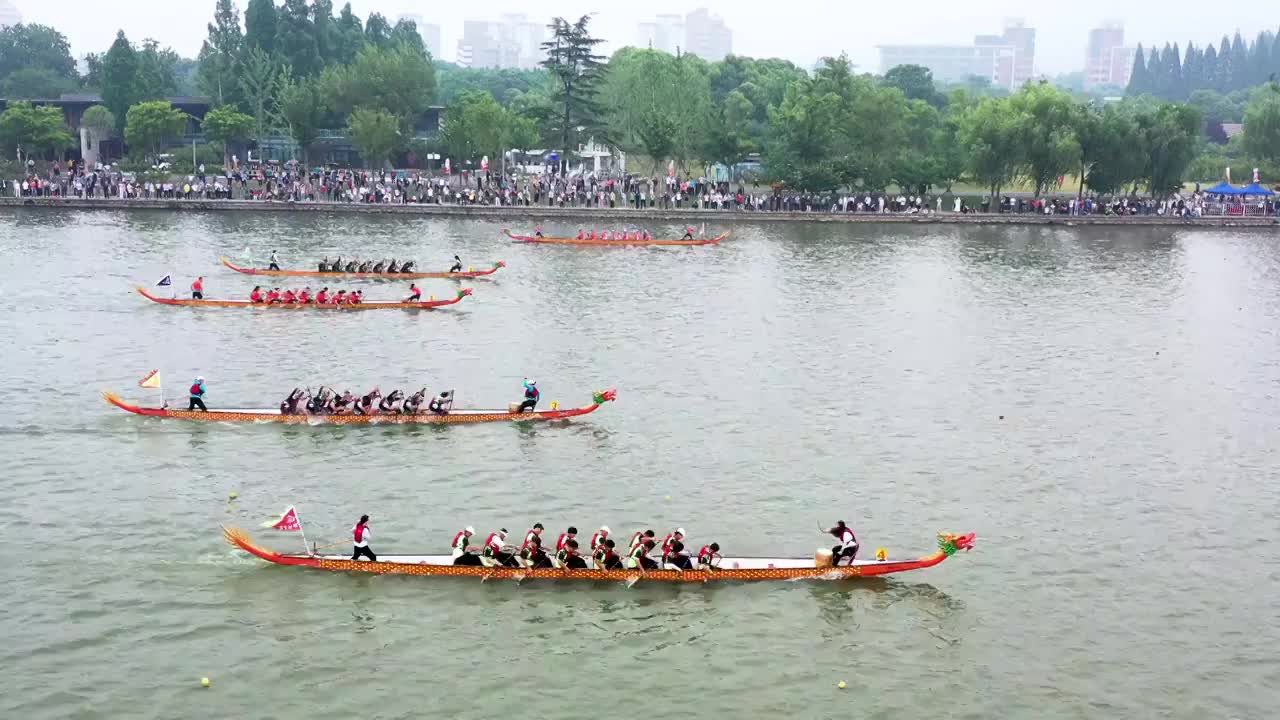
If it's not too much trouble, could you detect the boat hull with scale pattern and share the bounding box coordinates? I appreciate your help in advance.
[505,229,727,246]
[103,389,616,425]
[135,287,472,310]
[220,257,505,280]
[222,527,975,583]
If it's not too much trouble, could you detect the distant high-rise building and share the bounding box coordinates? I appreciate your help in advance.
[684,8,731,61]
[1084,23,1134,90]
[879,21,1034,90]
[637,14,684,54]
[457,15,546,69]
[396,14,442,59]
[0,0,20,28]
[1000,19,1036,86]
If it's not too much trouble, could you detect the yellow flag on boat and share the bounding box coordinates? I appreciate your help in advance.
[138,369,162,389]
[262,506,302,532]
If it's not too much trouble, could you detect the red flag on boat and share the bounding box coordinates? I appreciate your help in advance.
[262,506,301,531]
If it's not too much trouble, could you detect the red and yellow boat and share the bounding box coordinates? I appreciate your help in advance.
[135,287,472,310]
[505,229,728,246]
[103,389,616,425]
[223,527,975,583]
[220,258,506,280]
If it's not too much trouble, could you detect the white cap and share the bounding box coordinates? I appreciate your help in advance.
[676,528,685,535]
[600,526,610,534]
[195,376,204,381]
[465,526,475,535]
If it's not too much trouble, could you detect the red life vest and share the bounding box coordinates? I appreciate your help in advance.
[698,545,716,563]
[484,533,503,553]
[452,531,468,550]
[556,533,572,552]
[189,383,202,395]
[316,291,328,303]
[630,531,644,550]
[192,279,203,292]
[410,288,421,299]
[250,290,263,302]
[590,532,607,550]
[353,524,368,543]
[299,291,310,303]
[662,534,680,554]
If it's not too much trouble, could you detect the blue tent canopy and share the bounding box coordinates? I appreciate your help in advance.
[1204,181,1244,195]
[1239,182,1275,196]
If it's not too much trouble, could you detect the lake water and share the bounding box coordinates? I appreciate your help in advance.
[1,210,1277,719]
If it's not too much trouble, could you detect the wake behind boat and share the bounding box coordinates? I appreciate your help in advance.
[223,523,976,583]
[505,229,727,246]
[221,257,506,280]
[135,286,472,310]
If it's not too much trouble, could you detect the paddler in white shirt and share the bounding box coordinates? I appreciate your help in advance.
[451,526,478,565]
[481,528,514,568]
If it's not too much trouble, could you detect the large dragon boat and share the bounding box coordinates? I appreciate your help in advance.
[220,258,506,280]
[505,229,728,246]
[103,389,616,425]
[135,287,472,310]
[223,527,976,583]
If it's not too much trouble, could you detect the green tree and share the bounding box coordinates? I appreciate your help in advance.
[201,105,254,162]
[541,15,606,172]
[702,88,755,168]
[763,79,843,190]
[1076,103,1145,196]
[0,23,76,82]
[137,39,179,98]
[318,43,434,134]
[1008,83,1080,196]
[391,18,426,56]
[958,96,1022,199]
[244,0,278,55]
[1243,83,1280,166]
[311,0,336,61]
[124,101,188,161]
[884,64,944,107]
[439,90,507,163]
[240,48,283,142]
[197,0,243,107]
[347,106,400,167]
[333,3,365,64]
[278,76,324,161]
[0,101,75,159]
[365,13,392,47]
[277,0,320,78]
[100,31,142,130]
[1138,103,1202,195]
[1,68,77,98]
[600,48,711,165]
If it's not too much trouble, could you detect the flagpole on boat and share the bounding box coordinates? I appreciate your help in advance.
[296,507,312,556]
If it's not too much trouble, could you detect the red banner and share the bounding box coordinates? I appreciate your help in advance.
[263,506,301,532]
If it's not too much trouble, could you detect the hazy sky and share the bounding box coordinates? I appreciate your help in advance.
[13,0,1273,75]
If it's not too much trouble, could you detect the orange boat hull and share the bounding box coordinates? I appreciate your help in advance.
[223,527,970,583]
[220,258,505,279]
[505,229,727,246]
[135,287,471,310]
[103,389,615,425]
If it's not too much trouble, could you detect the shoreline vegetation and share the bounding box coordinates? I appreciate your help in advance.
[4,196,1275,227]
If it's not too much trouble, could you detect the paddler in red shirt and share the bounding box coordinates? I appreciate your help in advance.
[282,288,297,303]
[249,286,264,303]
[405,283,422,302]
[556,527,577,553]
[266,287,281,303]
[190,276,204,299]
[351,515,376,562]
[590,526,610,552]
[697,543,721,570]
[333,290,347,305]
[347,290,362,304]
[298,287,312,303]
[315,288,329,304]
[661,529,685,560]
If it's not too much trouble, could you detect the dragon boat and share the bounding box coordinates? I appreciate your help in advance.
[222,527,976,583]
[103,389,616,425]
[504,229,728,246]
[220,258,506,280]
[135,287,472,310]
